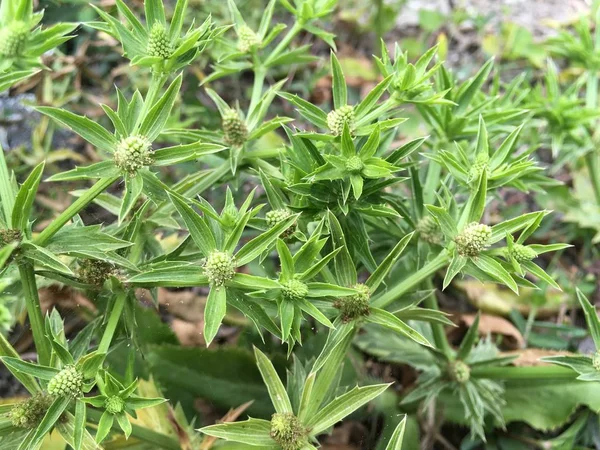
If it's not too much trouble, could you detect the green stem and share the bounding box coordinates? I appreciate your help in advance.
[18,262,51,366]
[249,64,266,114]
[424,281,452,358]
[134,72,168,133]
[265,21,303,65]
[585,71,600,206]
[86,409,181,450]
[34,176,119,247]
[371,251,450,309]
[471,365,577,380]
[97,291,127,354]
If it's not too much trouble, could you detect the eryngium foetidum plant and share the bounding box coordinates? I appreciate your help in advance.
[0,0,575,447]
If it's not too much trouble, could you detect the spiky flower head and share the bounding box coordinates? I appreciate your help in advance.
[114,135,154,175]
[345,156,364,174]
[266,209,296,239]
[9,394,53,429]
[77,259,115,286]
[222,109,248,147]
[0,21,29,57]
[204,251,236,287]
[455,222,492,257]
[468,153,489,183]
[0,228,22,246]
[147,22,171,58]
[416,216,442,245]
[47,366,83,398]
[334,283,371,322]
[593,351,600,371]
[282,279,309,302]
[104,396,125,414]
[449,360,470,384]
[508,244,537,263]
[237,25,261,53]
[270,413,307,450]
[327,105,355,136]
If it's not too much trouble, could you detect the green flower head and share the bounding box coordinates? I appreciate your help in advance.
[114,135,154,175]
[327,105,355,136]
[455,222,492,257]
[204,251,236,287]
[282,279,309,301]
[0,21,29,57]
[270,413,307,450]
[222,109,248,147]
[334,283,370,322]
[9,394,53,429]
[47,365,83,398]
[147,22,172,58]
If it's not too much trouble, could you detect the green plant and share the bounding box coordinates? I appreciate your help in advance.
[0,0,593,448]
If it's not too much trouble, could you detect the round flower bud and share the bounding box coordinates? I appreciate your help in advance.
[455,222,492,257]
[327,105,355,136]
[77,259,114,286]
[468,153,489,183]
[0,21,29,57]
[593,351,600,371]
[282,279,308,302]
[448,360,470,384]
[0,228,22,246]
[416,216,442,245]
[47,366,83,398]
[104,396,125,414]
[147,22,171,58]
[9,394,53,429]
[266,209,296,239]
[334,283,371,322]
[508,244,537,263]
[114,135,154,175]
[237,25,261,53]
[222,109,248,147]
[204,251,236,287]
[270,413,307,450]
[345,156,364,174]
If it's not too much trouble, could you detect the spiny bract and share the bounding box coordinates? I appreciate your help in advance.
[47,366,84,397]
[334,283,370,322]
[114,135,154,175]
[147,22,171,58]
[222,109,248,147]
[204,251,236,287]
[0,21,29,57]
[455,222,492,257]
[270,413,307,450]
[327,105,355,136]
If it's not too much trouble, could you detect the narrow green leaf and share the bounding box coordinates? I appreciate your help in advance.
[330,52,347,109]
[385,415,407,450]
[472,254,518,293]
[366,232,413,292]
[307,383,391,434]
[254,347,293,414]
[36,107,116,154]
[73,399,85,450]
[138,74,183,141]
[168,193,216,255]
[235,214,298,266]
[457,312,480,361]
[367,308,432,348]
[12,161,44,232]
[200,418,275,446]
[204,287,227,346]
